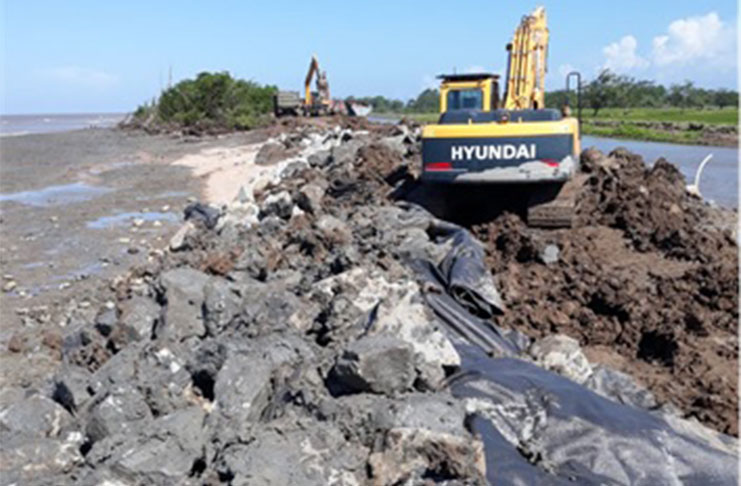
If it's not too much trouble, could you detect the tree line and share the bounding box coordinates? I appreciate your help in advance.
[352,70,738,115]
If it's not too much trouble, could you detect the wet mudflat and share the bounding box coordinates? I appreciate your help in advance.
[0,128,264,342]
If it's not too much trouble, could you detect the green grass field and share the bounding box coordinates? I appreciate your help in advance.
[379,107,738,126]
[581,107,738,125]
[376,107,737,145]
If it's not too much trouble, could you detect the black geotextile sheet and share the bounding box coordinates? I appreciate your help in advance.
[412,221,739,485]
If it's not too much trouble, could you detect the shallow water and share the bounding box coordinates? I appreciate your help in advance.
[0,182,112,207]
[87,211,179,229]
[582,136,738,208]
[0,113,125,136]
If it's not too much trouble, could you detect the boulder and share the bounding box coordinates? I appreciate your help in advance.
[330,336,415,396]
[210,351,273,441]
[159,267,210,341]
[0,393,72,438]
[219,419,367,486]
[0,432,84,483]
[91,407,205,484]
[307,149,331,168]
[52,365,93,413]
[295,183,325,214]
[330,139,363,167]
[369,288,460,389]
[85,386,153,443]
[260,190,294,220]
[528,334,592,384]
[202,277,242,336]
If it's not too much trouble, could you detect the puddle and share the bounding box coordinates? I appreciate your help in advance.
[87,211,179,229]
[0,182,112,207]
[136,190,191,201]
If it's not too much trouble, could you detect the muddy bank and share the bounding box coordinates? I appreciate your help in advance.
[0,119,737,484]
[471,148,738,435]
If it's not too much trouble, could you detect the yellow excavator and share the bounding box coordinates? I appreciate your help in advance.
[274,55,332,116]
[421,7,583,227]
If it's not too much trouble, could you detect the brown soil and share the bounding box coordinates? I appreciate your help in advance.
[471,148,738,435]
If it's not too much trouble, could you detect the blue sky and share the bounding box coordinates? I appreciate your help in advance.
[1,0,737,114]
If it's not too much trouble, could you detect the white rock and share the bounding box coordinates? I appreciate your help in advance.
[528,334,592,384]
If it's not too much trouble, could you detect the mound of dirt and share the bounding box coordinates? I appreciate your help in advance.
[473,148,738,435]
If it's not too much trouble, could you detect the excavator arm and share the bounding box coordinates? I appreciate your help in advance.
[503,7,548,110]
[304,55,320,106]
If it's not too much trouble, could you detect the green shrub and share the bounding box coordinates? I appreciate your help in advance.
[135,71,276,132]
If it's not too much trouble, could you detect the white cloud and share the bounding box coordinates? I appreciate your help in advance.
[603,35,649,71]
[651,12,735,67]
[42,66,118,88]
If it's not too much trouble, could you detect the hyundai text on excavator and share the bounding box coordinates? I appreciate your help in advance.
[420,7,583,227]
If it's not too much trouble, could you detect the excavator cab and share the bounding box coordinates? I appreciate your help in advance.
[438,74,500,112]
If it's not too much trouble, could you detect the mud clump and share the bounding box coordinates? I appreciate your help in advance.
[474,147,738,435]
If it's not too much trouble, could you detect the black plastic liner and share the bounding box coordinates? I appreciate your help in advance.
[413,221,738,485]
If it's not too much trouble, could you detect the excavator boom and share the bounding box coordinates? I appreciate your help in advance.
[504,7,548,110]
[304,55,320,106]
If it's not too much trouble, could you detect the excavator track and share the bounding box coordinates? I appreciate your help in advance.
[526,174,586,228]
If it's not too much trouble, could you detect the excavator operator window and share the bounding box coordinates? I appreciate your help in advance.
[446,89,482,111]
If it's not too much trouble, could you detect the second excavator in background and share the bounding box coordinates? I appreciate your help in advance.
[420,7,583,227]
[274,55,372,118]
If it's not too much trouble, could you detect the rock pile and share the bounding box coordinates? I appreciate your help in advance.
[1,119,737,484]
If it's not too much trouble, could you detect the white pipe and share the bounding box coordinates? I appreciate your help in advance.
[693,153,713,189]
[686,153,713,198]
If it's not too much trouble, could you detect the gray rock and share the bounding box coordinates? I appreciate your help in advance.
[219,418,366,486]
[368,287,460,389]
[330,139,363,167]
[295,183,325,214]
[169,221,195,251]
[0,393,72,438]
[380,134,409,156]
[528,334,592,384]
[159,267,209,341]
[255,141,287,166]
[118,296,160,341]
[53,365,93,413]
[539,244,560,265]
[316,214,352,245]
[86,386,153,443]
[307,149,331,168]
[210,351,273,441]
[260,190,294,220]
[0,431,84,483]
[202,277,241,336]
[280,158,310,179]
[330,335,415,396]
[96,407,206,483]
[94,308,117,336]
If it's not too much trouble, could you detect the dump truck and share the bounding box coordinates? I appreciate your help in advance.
[421,7,582,227]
